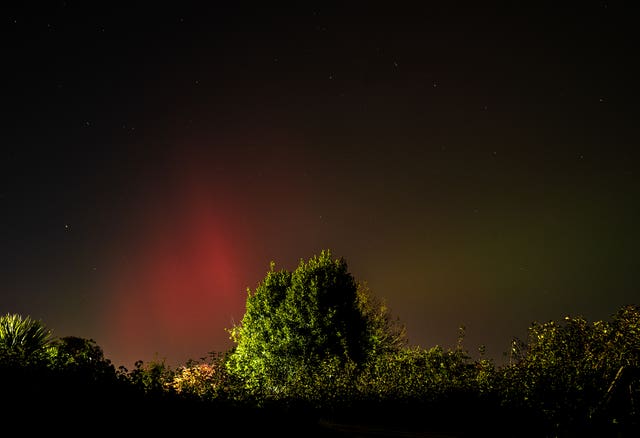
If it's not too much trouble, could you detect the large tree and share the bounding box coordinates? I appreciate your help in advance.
[225,249,405,398]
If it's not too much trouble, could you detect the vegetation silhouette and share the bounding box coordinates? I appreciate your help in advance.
[1,250,638,437]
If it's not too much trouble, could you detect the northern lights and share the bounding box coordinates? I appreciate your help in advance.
[2,3,638,370]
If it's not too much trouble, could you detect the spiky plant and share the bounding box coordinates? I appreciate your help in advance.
[0,313,54,366]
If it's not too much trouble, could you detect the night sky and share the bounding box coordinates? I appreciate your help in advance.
[3,3,639,370]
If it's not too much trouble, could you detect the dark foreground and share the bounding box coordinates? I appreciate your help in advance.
[6,386,637,438]
[3,364,637,437]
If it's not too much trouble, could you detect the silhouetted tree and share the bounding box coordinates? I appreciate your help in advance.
[50,336,121,385]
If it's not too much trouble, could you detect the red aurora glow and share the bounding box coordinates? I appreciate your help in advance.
[104,153,251,368]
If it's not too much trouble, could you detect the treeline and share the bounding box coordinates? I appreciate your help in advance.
[1,250,638,437]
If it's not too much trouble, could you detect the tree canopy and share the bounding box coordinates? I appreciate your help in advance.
[225,249,406,397]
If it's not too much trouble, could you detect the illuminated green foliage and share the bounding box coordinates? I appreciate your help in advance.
[497,305,640,434]
[1,274,638,436]
[0,312,54,366]
[225,249,406,399]
[128,358,176,396]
